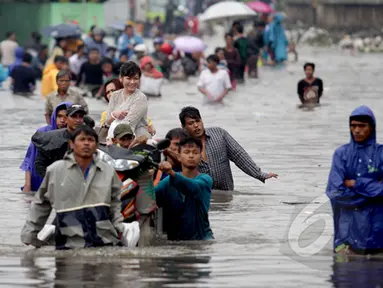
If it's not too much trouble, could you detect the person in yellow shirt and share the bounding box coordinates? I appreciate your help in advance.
[45,39,67,67]
[41,56,69,97]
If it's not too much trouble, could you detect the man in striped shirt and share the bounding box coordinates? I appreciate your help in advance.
[179,106,278,191]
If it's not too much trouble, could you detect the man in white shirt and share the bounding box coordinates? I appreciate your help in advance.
[0,31,18,67]
[197,54,231,103]
[69,44,87,77]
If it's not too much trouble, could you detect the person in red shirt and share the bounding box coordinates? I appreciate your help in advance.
[140,56,163,79]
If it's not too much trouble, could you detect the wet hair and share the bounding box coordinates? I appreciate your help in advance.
[71,125,98,143]
[125,24,134,30]
[206,54,220,64]
[89,47,100,54]
[83,115,95,129]
[304,62,315,70]
[119,61,142,78]
[22,53,33,64]
[178,136,203,152]
[236,24,244,34]
[6,31,14,38]
[102,57,114,66]
[232,21,240,28]
[225,32,234,39]
[54,55,68,64]
[215,47,224,54]
[77,44,85,52]
[40,44,48,52]
[165,128,188,141]
[89,25,96,33]
[350,115,374,127]
[107,46,117,52]
[179,106,201,126]
[103,78,123,102]
[56,69,72,82]
[255,21,266,28]
[56,103,68,114]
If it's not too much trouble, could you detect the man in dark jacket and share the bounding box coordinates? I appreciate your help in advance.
[32,104,86,177]
[247,22,265,79]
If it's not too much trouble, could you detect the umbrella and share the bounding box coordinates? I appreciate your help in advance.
[41,23,82,39]
[199,1,256,22]
[174,36,206,53]
[108,21,126,31]
[247,1,274,14]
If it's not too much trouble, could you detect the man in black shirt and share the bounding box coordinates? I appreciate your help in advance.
[76,48,103,98]
[10,53,36,95]
[297,62,323,104]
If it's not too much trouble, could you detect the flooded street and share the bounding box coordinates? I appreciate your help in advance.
[1,45,383,287]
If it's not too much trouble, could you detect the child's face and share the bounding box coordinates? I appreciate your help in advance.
[120,55,129,62]
[143,63,153,72]
[178,143,201,169]
[102,63,113,74]
[216,50,225,60]
[207,60,217,71]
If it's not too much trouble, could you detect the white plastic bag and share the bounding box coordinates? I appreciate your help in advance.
[107,119,124,141]
[140,75,163,96]
[121,221,140,248]
[37,224,56,242]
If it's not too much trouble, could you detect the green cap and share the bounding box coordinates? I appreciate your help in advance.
[113,123,134,139]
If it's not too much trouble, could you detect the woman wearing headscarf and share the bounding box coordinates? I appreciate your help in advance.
[20,102,72,192]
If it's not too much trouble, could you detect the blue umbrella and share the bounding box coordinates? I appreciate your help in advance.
[41,23,82,39]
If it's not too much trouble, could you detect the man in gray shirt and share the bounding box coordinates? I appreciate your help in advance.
[179,106,278,190]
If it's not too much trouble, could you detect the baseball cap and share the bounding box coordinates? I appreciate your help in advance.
[67,104,86,117]
[114,123,134,139]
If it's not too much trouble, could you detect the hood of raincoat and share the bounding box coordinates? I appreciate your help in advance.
[349,105,376,145]
[19,102,72,191]
[48,101,72,131]
[272,13,285,24]
[8,47,25,73]
[140,56,154,69]
[43,63,59,76]
[15,47,24,59]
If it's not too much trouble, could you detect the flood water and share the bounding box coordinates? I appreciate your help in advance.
[1,45,383,287]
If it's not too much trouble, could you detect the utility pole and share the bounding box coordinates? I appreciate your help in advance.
[82,0,87,31]
[312,0,318,25]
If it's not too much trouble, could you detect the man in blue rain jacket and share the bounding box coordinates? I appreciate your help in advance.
[326,105,383,254]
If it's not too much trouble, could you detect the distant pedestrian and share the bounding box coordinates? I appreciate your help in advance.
[0,31,18,67]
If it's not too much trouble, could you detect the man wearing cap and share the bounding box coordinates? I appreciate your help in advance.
[32,104,87,178]
[117,25,144,59]
[112,123,148,149]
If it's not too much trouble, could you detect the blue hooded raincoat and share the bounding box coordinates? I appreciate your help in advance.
[8,47,24,75]
[20,102,72,192]
[326,105,383,252]
[268,13,288,63]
